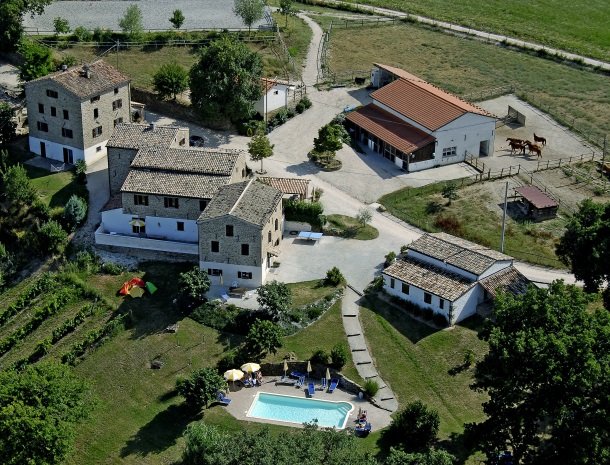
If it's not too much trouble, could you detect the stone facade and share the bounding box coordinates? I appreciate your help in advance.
[123,193,209,221]
[108,147,138,195]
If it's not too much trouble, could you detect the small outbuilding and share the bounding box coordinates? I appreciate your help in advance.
[514,186,558,221]
[258,176,311,201]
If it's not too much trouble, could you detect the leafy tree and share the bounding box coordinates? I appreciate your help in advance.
[0,362,92,465]
[385,447,455,465]
[189,37,263,122]
[248,130,274,173]
[330,342,348,369]
[470,281,610,464]
[179,267,211,305]
[325,266,345,286]
[176,368,227,411]
[63,195,87,230]
[38,220,68,255]
[17,38,54,82]
[74,159,87,184]
[257,280,292,321]
[356,207,373,227]
[2,164,37,205]
[279,0,295,28]
[441,183,458,205]
[233,0,265,33]
[0,103,17,145]
[53,16,70,35]
[119,5,143,41]
[313,123,345,154]
[388,401,440,452]
[153,62,189,100]
[245,319,283,358]
[556,199,610,292]
[0,242,13,288]
[0,0,53,52]
[72,25,92,42]
[169,9,185,29]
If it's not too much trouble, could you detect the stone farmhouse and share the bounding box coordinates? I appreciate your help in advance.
[25,60,130,165]
[346,64,496,172]
[95,122,283,287]
[382,232,529,324]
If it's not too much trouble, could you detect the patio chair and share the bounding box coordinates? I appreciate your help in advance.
[295,375,305,389]
[354,422,372,437]
[328,378,339,393]
[276,376,297,386]
[290,370,307,379]
[307,382,315,397]
[242,377,254,388]
[319,378,327,390]
[217,392,232,406]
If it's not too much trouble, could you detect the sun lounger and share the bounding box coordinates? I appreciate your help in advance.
[307,382,315,397]
[328,378,338,393]
[276,376,297,386]
[290,370,307,379]
[295,375,305,388]
[354,422,372,436]
[217,392,231,405]
[242,378,254,388]
[319,378,327,390]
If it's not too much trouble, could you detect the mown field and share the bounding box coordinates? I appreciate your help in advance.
[327,22,610,143]
[342,0,610,61]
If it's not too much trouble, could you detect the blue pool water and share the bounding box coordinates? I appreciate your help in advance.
[247,392,353,429]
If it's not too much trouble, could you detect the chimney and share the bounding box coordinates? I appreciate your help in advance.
[150,122,156,131]
[83,64,90,79]
[61,64,68,71]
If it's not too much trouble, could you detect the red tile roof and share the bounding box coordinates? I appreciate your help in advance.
[258,177,310,197]
[515,186,558,209]
[345,104,435,154]
[372,64,494,131]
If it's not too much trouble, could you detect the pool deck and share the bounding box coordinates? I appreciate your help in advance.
[223,376,393,431]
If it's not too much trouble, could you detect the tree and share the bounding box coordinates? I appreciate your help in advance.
[189,37,263,122]
[325,266,345,286]
[119,5,143,41]
[388,401,440,452]
[0,362,91,465]
[53,16,70,35]
[556,199,610,292]
[356,207,373,227]
[153,63,189,100]
[441,183,458,205]
[38,220,68,255]
[169,9,185,29]
[17,38,54,82]
[279,0,295,28]
[330,342,348,369]
[257,280,292,321]
[176,368,227,411]
[385,448,455,465]
[0,0,53,52]
[313,123,345,154]
[470,281,610,464]
[0,103,17,145]
[63,195,87,230]
[248,130,274,173]
[2,164,37,205]
[179,267,211,305]
[233,0,265,33]
[245,319,283,358]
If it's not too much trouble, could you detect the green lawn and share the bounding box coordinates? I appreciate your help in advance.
[25,165,87,208]
[287,278,337,308]
[325,214,379,240]
[342,0,610,61]
[328,23,610,142]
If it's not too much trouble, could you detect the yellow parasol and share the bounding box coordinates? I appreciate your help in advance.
[240,362,261,373]
[129,219,145,227]
[224,369,244,382]
[326,367,331,382]
[306,360,312,379]
[283,360,288,377]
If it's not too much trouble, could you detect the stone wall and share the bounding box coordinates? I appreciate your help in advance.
[81,85,131,149]
[108,147,138,195]
[96,243,198,262]
[199,216,264,267]
[123,192,211,221]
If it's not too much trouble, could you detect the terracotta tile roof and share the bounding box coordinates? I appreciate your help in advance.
[199,180,282,227]
[121,170,229,199]
[408,233,512,275]
[261,78,293,92]
[258,177,310,197]
[371,64,494,131]
[346,104,435,154]
[515,186,558,209]
[26,60,129,100]
[384,256,475,301]
[479,266,530,298]
[132,146,243,176]
[107,123,181,150]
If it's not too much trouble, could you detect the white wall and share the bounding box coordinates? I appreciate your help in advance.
[83,141,108,165]
[100,209,198,243]
[478,260,513,279]
[406,158,438,173]
[434,113,496,164]
[95,226,199,255]
[29,135,85,163]
[255,84,291,115]
[407,250,478,281]
[199,261,267,288]
[452,285,484,323]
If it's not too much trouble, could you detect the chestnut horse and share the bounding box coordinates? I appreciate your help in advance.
[533,133,547,146]
[525,141,542,158]
[509,140,525,155]
[506,137,524,144]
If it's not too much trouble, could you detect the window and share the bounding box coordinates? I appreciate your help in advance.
[113,117,123,127]
[46,89,58,98]
[439,298,445,310]
[93,108,99,119]
[268,231,272,243]
[62,147,73,164]
[164,197,179,208]
[114,87,119,94]
[207,268,222,276]
[61,128,73,138]
[96,146,102,152]
[199,200,208,211]
[37,121,48,132]
[92,126,103,138]
[273,90,279,95]
[50,106,56,117]
[226,225,234,237]
[176,221,184,231]
[63,109,69,120]
[241,244,249,256]
[90,95,100,103]
[275,218,279,231]
[238,271,253,279]
[38,103,44,114]
[132,223,145,234]
[442,146,457,157]
[112,99,123,110]
[390,278,395,289]
[211,241,219,253]
[134,194,148,206]
[401,283,410,295]
[424,292,432,304]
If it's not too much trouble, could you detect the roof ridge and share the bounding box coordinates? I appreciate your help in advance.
[430,233,496,259]
[228,179,253,215]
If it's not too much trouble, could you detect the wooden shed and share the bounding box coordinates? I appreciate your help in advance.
[514,186,558,221]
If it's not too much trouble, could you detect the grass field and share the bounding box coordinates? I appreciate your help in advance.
[342,0,610,61]
[328,23,610,142]
[325,214,380,240]
[25,165,87,208]
[379,180,566,268]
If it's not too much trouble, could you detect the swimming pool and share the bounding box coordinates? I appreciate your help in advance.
[247,392,354,429]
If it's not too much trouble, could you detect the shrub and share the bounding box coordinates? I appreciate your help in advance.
[179,267,210,306]
[286,107,296,118]
[176,367,227,410]
[400,244,409,254]
[30,200,50,222]
[283,199,324,227]
[325,266,345,286]
[300,95,312,109]
[433,313,449,327]
[310,348,329,365]
[237,118,265,136]
[363,379,379,397]
[422,308,433,320]
[330,342,348,369]
[38,220,69,256]
[295,100,306,114]
[64,195,88,230]
[273,108,290,125]
[365,275,384,294]
[74,249,100,273]
[434,214,463,235]
[389,401,440,452]
[191,301,240,331]
[305,302,324,320]
[463,349,475,367]
[101,261,126,275]
[73,26,92,42]
[93,27,112,43]
[384,251,396,266]
[74,160,87,184]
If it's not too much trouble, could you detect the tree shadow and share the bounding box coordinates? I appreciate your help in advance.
[120,402,199,458]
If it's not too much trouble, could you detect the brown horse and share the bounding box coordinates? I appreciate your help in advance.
[506,137,524,144]
[509,140,525,155]
[526,141,542,158]
[533,133,547,146]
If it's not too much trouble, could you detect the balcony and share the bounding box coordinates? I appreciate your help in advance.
[95,227,198,255]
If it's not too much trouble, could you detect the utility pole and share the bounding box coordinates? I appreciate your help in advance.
[601,135,607,179]
[500,181,508,253]
[115,40,120,70]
